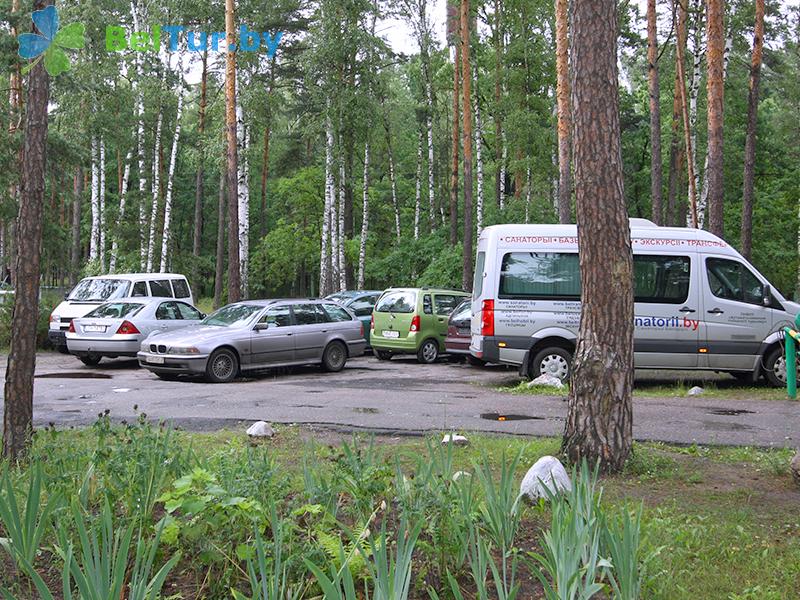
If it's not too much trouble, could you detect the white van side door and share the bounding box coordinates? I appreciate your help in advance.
[633,253,700,369]
[701,255,774,370]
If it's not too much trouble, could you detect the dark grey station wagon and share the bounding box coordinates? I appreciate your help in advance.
[137,299,366,382]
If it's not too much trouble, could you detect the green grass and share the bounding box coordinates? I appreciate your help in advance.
[1,421,798,599]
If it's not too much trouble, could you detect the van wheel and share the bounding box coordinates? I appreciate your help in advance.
[375,350,392,361]
[205,348,239,383]
[764,346,794,388]
[322,341,347,372]
[531,347,572,382]
[79,355,101,367]
[417,339,439,364]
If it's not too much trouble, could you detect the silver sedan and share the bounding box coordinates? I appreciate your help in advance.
[66,297,204,366]
[137,299,367,382]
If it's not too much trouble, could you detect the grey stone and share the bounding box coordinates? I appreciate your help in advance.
[246,421,275,438]
[528,374,565,389]
[687,386,705,396]
[519,455,572,501]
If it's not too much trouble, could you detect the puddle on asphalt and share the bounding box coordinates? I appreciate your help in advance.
[36,372,112,379]
[706,408,755,416]
[353,407,379,414]
[480,412,543,421]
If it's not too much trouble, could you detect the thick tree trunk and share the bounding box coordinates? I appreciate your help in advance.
[562,0,633,473]
[357,140,370,289]
[461,0,473,290]
[449,44,460,247]
[192,48,208,262]
[647,0,663,224]
[160,73,184,273]
[555,0,572,223]
[740,0,764,260]
[214,169,225,309]
[225,0,241,302]
[3,0,50,460]
[70,167,83,284]
[705,0,725,237]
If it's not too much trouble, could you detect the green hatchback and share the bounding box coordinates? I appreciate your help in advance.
[370,287,470,363]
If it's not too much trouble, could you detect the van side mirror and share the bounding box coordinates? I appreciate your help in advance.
[762,284,771,307]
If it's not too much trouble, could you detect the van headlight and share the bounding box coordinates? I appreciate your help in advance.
[168,346,200,355]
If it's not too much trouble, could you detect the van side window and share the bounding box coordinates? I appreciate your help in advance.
[131,281,148,297]
[423,294,433,314]
[150,280,174,297]
[499,253,580,300]
[172,279,191,299]
[634,255,690,304]
[706,258,764,305]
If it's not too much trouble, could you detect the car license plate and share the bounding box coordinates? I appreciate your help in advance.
[84,325,106,333]
[382,330,399,338]
[146,355,165,364]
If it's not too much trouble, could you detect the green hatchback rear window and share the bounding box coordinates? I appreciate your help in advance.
[375,291,417,313]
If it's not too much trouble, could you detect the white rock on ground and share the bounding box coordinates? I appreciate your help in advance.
[527,374,565,389]
[791,450,800,488]
[519,455,572,501]
[687,386,705,396]
[442,433,469,446]
[246,421,275,438]
[452,471,471,481]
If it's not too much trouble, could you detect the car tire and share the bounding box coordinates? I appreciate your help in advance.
[205,348,239,383]
[79,355,101,367]
[375,350,392,361]
[530,347,572,382]
[322,341,347,372]
[155,372,180,381]
[417,339,439,364]
[764,346,792,388]
[56,345,70,355]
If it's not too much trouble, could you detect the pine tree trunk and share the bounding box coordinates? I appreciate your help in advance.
[192,48,208,261]
[647,0,663,224]
[160,74,184,273]
[450,44,461,247]
[474,64,485,237]
[109,151,131,273]
[667,0,688,226]
[555,0,572,223]
[357,140,370,290]
[562,0,633,473]
[225,0,241,302]
[214,169,226,309]
[461,0,474,291]
[414,129,423,240]
[71,167,83,284]
[89,136,100,263]
[675,2,700,229]
[740,0,764,260]
[236,103,249,297]
[3,0,50,460]
[705,0,725,237]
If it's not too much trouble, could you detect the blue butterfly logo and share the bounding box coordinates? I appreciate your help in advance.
[18,5,85,76]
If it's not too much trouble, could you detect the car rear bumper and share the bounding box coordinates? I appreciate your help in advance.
[370,331,419,353]
[445,335,471,354]
[347,339,367,357]
[67,337,141,356]
[48,329,67,346]
[137,351,209,374]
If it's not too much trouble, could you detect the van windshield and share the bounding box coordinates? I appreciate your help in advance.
[68,279,131,302]
[375,291,416,313]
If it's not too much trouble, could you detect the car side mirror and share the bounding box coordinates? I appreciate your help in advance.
[254,322,269,331]
[762,285,772,307]
[64,292,69,300]
[199,313,206,319]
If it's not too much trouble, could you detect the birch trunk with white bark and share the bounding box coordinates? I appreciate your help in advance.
[686,0,703,227]
[337,151,346,291]
[357,140,370,290]
[159,74,184,273]
[384,113,401,243]
[414,130,422,240]
[99,138,106,271]
[146,106,163,272]
[236,103,250,296]
[320,113,334,296]
[474,64,485,236]
[109,151,131,273]
[89,136,99,263]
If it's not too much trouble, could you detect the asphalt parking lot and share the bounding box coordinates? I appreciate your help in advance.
[0,352,798,448]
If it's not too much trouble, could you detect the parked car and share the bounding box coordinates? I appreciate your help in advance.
[445,299,483,365]
[66,297,204,366]
[325,290,382,347]
[137,299,366,382]
[370,287,470,363]
[49,273,194,354]
[471,219,800,386]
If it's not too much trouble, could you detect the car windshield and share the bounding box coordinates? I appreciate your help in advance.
[375,291,416,313]
[202,304,264,327]
[86,302,145,319]
[68,279,130,301]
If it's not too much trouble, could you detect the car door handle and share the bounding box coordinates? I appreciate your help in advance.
[679,306,696,313]
[707,308,725,315]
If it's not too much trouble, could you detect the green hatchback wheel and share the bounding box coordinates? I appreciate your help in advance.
[417,339,439,364]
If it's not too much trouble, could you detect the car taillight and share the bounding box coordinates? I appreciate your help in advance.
[370,314,374,330]
[68,321,75,333]
[480,300,494,337]
[410,315,421,332]
[116,320,140,335]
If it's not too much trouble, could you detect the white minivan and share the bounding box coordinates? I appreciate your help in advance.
[470,219,799,386]
[48,274,194,353]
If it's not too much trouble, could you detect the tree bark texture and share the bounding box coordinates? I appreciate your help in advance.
[193,48,208,261]
[705,0,725,237]
[449,44,460,247]
[555,0,572,223]
[647,0,663,224]
[225,0,241,302]
[461,0,473,291]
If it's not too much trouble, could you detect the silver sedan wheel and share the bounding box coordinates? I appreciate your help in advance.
[210,352,235,381]
[539,353,569,380]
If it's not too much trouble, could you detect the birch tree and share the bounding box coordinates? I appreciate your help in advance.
[160,61,185,273]
[320,112,334,296]
[357,138,370,289]
[236,102,250,296]
[474,64,485,236]
[99,138,106,271]
[146,105,163,272]
[647,0,663,223]
[89,136,100,263]
[414,129,422,240]
[109,151,131,273]
[461,0,474,290]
